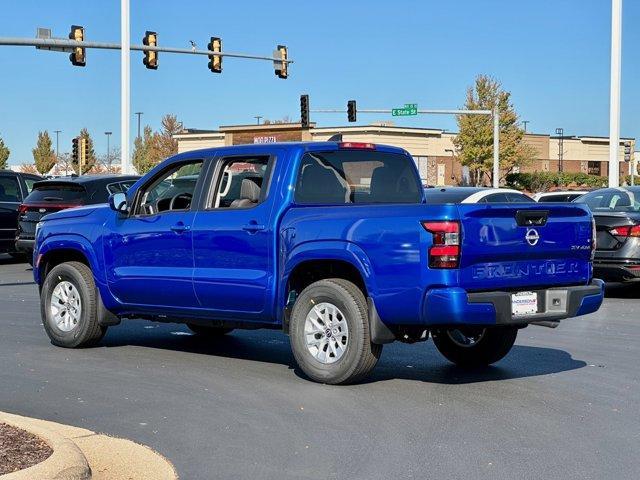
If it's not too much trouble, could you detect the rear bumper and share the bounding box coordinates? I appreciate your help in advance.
[421,279,604,327]
[593,262,640,282]
[15,238,35,254]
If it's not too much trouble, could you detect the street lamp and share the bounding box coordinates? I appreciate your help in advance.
[445,149,456,183]
[134,112,143,139]
[254,115,263,125]
[105,131,112,171]
[53,130,61,159]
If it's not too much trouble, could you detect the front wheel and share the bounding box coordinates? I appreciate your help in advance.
[289,278,382,385]
[432,326,518,368]
[41,261,107,348]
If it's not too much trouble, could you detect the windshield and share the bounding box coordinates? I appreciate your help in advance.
[575,188,640,212]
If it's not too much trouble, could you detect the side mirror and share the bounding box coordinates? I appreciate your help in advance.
[108,193,128,214]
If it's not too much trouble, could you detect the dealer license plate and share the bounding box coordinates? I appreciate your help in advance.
[512,291,538,316]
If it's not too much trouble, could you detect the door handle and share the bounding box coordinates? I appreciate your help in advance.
[170,223,190,233]
[242,222,266,233]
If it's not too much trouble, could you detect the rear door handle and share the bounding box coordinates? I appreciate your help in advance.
[170,223,190,233]
[242,223,266,233]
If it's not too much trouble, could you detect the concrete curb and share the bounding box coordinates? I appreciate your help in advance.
[0,412,178,480]
[0,412,91,480]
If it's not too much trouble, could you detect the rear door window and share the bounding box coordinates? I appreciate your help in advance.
[0,176,21,202]
[25,183,87,203]
[295,150,421,204]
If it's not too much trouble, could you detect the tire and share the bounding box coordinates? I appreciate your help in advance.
[187,324,233,336]
[289,278,382,385]
[432,326,518,368]
[41,261,107,348]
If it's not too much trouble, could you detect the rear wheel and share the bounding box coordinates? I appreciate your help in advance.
[289,278,382,385]
[41,261,107,348]
[187,324,233,336]
[432,326,518,368]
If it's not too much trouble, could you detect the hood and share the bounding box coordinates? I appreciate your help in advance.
[41,204,108,222]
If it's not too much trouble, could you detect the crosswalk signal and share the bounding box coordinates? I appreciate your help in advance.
[72,137,79,165]
[142,31,158,70]
[207,37,222,73]
[68,25,86,66]
[347,100,357,122]
[274,45,288,79]
[300,94,310,129]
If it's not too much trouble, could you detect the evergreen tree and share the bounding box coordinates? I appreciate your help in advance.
[32,131,57,174]
[0,135,10,170]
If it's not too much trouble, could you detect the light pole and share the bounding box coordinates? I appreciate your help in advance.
[134,112,143,139]
[445,149,456,184]
[522,120,529,132]
[53,130,61,159]
[254,115,263,125]
[609,0,622,187]
[555,127,564,173]
[104,131,112,171]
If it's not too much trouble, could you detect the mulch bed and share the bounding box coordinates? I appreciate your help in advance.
[0,422,53,474]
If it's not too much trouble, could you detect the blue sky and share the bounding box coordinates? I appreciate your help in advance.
[1,0,639,165]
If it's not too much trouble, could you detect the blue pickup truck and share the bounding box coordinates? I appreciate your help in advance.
[33,142,604,384]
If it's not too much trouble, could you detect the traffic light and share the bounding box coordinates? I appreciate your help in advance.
[274,45,288,79]
[624,141,632,162]
[69,25,86,66]
[80,137,88,173]
[72,137,79,165]
[142,31,158,70]
[207,37,222,73]
[300,94,310,129]
[347,100,357,122]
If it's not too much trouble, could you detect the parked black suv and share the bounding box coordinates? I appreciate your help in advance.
[0,170,42,258]
[15,175,139,262]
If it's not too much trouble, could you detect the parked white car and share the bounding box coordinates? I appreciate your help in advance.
[533,191,588,203]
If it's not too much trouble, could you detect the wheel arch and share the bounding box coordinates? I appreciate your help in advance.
[278,240,378,331]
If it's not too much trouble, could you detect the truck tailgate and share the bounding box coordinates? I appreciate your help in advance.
[457,203,593,291]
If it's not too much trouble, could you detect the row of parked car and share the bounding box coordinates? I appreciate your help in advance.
[0,171,139,263]
[425,186,640,283]
[1,168,639,284]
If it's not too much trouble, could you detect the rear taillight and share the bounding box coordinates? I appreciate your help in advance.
[609,225,640,237]
[591,218,596,260]
[18,204,28,215]
[422,221,460,269]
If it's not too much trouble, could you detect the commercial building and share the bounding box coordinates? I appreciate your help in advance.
[174,122,636,186]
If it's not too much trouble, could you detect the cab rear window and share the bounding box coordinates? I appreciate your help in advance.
[295,151,421,204]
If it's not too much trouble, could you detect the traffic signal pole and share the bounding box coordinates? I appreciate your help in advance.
[121,0,130,174]
[608,0,622,187]
[1,32,293,174]
[311,106,500,187]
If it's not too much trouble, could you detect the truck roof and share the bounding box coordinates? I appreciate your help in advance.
[171,141,409,161]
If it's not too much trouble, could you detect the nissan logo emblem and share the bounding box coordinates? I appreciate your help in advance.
[525,228,540,246]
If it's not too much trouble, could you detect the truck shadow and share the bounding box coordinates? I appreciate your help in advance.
[100,322,586,385]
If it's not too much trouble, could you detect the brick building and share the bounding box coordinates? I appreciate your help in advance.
[173,122,636,186]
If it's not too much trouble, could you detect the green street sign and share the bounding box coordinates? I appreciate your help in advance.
[392,104,418,116]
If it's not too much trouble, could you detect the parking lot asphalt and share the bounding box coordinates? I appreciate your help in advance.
[0,254,638,480]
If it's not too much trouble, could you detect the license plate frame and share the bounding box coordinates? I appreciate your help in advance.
[511,291,538,316]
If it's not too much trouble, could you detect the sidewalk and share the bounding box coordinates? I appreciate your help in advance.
[0,412,177,480]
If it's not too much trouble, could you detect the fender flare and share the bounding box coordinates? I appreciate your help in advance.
[36,235,120,326]
[278,240,392,342]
